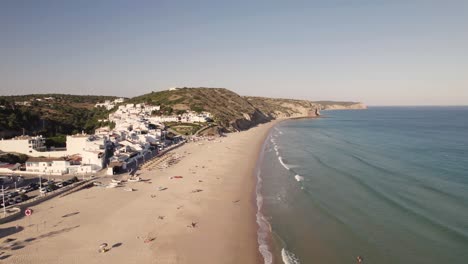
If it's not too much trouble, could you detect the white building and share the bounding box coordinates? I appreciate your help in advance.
[25,157,93,175]
[25,157,70,174]
[0,135,46,155]
[0,134,108,172]
[95,98,126,110]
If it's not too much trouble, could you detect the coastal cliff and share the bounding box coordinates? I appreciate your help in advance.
[314,101,367,110]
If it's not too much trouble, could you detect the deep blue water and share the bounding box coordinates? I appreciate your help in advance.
[258,107,468,264]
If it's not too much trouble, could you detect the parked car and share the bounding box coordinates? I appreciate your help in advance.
[45,180,55,186]
[70,177,79,183]
[6,191,18,198]
[18,187,29,194]
[29,183,40,190]
[0,176,14,184]
[62,181,71,187]
[39,187,53,194]
[14,196,23,203]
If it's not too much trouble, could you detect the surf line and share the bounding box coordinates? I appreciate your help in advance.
[278,156,290,170]
[277,156,305,182]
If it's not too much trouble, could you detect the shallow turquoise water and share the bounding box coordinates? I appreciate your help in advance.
[258,107,468,264]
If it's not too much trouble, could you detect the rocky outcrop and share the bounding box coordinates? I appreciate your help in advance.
[245,96,322,120]
[230,109,272,131]
[320,103,367,110]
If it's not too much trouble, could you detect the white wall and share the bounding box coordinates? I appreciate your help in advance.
[0,138,30,154]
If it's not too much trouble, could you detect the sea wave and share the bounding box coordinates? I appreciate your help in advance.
[278,156,290,170]
[281,248,301,264]
[294,175,304,182]
[256,169,273,264]
[256,133,274,264]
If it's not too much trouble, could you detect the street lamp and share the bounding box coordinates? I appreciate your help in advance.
[2,185,6,217]
[39,175,43,196]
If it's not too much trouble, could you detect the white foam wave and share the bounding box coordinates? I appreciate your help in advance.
[274,127,284,135]
[278,156,290,170]
[281,248,301,264]
[294,175,304,182]
[256,169,273,264]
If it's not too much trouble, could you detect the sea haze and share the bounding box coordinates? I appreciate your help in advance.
[258,107,468,264]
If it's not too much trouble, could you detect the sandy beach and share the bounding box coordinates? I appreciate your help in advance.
[0,121,277,264]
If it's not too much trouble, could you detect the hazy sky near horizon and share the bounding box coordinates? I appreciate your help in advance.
[1,1,467,105]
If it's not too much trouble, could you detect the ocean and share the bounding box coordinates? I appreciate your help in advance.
[256,107,468,264]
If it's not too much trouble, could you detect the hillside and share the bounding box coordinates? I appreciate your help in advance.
[244,96,321,119]
[0,94,118,140]
[128,88,272,131]
[129,88,365,132]
[0,89,366,137]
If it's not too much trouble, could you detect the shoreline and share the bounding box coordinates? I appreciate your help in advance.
[255,118,294,264]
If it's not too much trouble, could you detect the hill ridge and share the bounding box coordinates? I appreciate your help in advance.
[0,88,366,137]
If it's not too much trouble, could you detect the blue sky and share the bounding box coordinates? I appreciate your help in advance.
[1,0,467,105]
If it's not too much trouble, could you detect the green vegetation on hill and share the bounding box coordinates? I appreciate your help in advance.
[128,88,271,130]
[0,153,29,164]
[125,88,365,131]
[0,94,119,139]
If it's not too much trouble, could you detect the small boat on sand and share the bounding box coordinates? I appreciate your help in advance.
[128,176,141,182]
[106,182,121,188]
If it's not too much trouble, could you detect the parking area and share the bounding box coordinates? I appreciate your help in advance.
[0,174,81,208]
